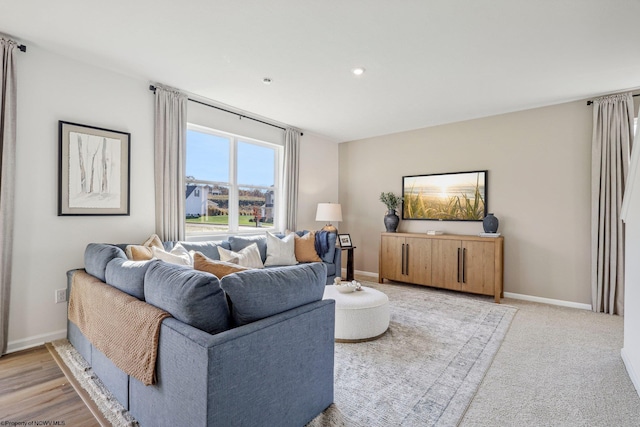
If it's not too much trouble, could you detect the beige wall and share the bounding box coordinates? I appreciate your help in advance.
[297,133,340,231]
[339,100,593,304]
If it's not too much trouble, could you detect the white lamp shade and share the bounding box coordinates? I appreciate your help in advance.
[315,203,343,222]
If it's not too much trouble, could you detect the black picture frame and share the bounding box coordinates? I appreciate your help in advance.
[58,121,131,216]
[338,233,353,248]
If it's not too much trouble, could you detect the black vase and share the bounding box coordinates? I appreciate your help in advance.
[483,213,499,233]
[384,209,400,232]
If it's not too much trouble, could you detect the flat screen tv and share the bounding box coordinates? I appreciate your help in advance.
[402,170,487,221]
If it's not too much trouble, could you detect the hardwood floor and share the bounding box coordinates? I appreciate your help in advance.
[0,345,99,425]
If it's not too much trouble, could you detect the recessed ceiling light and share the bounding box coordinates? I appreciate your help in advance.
[351,67,365,76]
[263,77,272,85]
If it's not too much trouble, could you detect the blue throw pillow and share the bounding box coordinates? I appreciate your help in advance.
[220,263,327,326]
[144,261,231,334]
[84,243,127,282]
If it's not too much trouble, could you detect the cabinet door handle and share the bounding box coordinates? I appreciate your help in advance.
[405,244,409,275]
[462,248,466,284]
[401,243,405,275]
[457,247,461,283]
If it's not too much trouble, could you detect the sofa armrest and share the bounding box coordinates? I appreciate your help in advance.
[320,245,342,285]
[129,299,335,427]
[332,244,342,271]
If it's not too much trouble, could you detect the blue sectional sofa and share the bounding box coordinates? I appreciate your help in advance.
[67,238,336,426]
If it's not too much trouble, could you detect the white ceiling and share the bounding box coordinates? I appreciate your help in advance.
[2,1,640,142]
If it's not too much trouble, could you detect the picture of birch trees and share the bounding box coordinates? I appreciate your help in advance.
[68,131,121,208]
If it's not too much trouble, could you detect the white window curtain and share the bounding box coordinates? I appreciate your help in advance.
[154,85,188,241]
[0,39,17,356]
[283,128,300,231]
[591,92,634,315]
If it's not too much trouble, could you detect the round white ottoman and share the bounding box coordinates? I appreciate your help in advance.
[323,285,390,342]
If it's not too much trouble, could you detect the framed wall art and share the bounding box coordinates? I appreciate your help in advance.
[58,121,131,216]
[402,170,487,221]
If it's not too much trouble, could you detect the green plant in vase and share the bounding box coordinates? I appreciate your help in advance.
[380,192,401,232]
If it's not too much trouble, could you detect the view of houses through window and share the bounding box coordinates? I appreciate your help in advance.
[185,125,280,235]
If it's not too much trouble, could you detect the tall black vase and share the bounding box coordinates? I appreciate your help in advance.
[384,209,400,232]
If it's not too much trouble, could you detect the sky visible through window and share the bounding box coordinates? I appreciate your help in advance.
[186,129,275,186]
[238,141,275,186]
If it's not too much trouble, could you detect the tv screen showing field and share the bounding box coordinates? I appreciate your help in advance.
[403,171,487,221]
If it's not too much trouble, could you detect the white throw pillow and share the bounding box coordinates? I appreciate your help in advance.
[264,231,297,267]
[218,243,264,269]
[152,243,193,267]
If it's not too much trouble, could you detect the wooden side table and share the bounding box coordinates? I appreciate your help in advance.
[341,246,356,281]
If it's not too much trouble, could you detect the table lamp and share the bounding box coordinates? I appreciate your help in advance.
[315,203,342,233]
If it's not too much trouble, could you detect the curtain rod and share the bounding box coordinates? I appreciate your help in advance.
[148,85,302,135]
[18,44,26,52]
[587,93,639,105]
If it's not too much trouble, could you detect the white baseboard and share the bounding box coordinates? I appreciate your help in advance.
[621,348,640,397]
[341,269,592,310]
[340,268,379,280]
[353,269,378,279]
[503,292,592,310]
[6,329,67,354]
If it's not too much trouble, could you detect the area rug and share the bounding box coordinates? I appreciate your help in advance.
[49,339,138,426]
[307,282,517,427]
[49,281,516,427]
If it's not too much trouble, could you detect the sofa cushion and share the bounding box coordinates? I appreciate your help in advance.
[264,231,297,267]
[218,243,264,269]
[144,261,230,334]
[220,263,327,326]
[228,235,268,263]
[105,258,152,300]
[85,244,127,282]
[179,241,231,260]
[294,231,322,263]
[193,252,250,278]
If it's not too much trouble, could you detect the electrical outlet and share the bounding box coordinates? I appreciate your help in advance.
[55,289,67,304]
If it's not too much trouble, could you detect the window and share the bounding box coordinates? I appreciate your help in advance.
[185,124,282,236]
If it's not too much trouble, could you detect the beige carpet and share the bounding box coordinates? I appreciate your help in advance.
[460,297,640,426]
[51,282,517,426]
